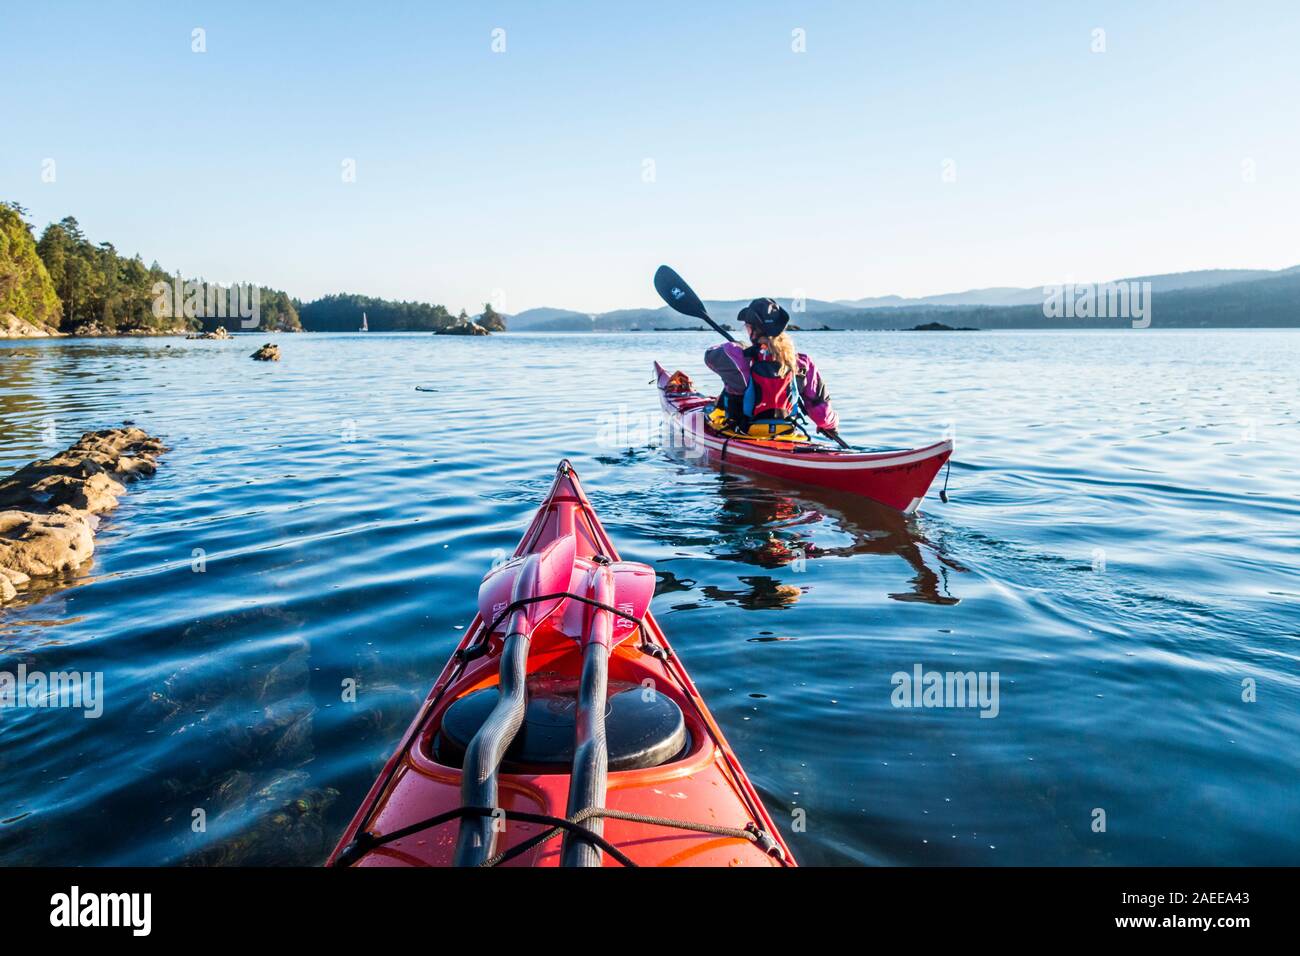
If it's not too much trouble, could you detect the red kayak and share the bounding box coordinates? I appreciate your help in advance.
[654,361,953,513]
[329,461,794,867]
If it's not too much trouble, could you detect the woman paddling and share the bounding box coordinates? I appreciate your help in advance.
[703,297,840,441]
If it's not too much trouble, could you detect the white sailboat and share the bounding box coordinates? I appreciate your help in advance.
[359,312,369,332]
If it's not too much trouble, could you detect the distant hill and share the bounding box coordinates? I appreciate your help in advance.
[508,296,846,332]
[292,264,1300,335]
[507,307,595,330]
[832,268,1284,309]
[512,265,1300,331]
[510,297,852,333]
[812,267,1300,330]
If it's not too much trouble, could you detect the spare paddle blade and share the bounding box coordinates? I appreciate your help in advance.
[477,533,578,636]
[654,265,710,321]
[605,560,656,648]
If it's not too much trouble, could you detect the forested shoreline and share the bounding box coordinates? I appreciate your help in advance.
[0,203,495,338]
[1,203,302,336]
[297,294,504,333]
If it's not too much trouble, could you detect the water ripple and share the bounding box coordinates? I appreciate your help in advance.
[2,329,1299,865]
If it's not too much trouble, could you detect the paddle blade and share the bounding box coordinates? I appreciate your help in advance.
[477,534,578,636]
[606,561,656,648]
[654,265,710,321]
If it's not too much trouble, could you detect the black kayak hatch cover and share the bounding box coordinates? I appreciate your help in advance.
[434,674,688,773]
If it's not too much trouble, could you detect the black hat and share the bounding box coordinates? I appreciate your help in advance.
[737,298,789,338]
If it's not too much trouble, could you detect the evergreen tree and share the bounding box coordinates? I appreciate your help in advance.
[478,301,506,331]
[0,202,62,330]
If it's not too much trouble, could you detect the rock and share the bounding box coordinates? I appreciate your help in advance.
[181,772,340,866]
[0,312,62,339]
[251,343,280,360]
[435,322,491,336]
[0,427,167,606]
[211,771,255,811]
[0,511,95,578]
[187,326,231,340]
[22,471,125,513]
[1,565,30,602]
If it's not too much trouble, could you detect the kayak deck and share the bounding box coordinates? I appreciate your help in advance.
[654,361,952,513]
[328,462,793,867]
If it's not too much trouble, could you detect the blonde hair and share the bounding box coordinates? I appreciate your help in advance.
[758,332,798,377]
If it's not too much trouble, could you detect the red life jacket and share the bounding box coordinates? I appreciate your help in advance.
[743,345,797,419]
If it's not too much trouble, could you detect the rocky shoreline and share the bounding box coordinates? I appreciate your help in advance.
[1,312,64,339]
[0,315,292,340]
[0,428,167,606]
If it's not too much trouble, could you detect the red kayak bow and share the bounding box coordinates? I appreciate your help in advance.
[329,461,793,867]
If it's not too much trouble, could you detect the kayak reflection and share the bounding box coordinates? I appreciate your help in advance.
[700,471,962,606]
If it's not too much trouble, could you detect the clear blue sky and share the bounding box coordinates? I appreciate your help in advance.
[4,1,1297,313]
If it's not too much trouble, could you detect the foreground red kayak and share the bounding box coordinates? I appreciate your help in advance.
[329,461,793,867]
[655,361,953,513]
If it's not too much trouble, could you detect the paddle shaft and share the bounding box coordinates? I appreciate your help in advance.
[821,427,851,449]
[697,314,736,343]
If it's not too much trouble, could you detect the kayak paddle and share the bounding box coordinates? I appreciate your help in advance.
[453,533,578,866]
[653,265,736,343]
[653,264,852,450]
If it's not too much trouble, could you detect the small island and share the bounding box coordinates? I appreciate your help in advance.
[435,322,491,336]
[908,321,977,332]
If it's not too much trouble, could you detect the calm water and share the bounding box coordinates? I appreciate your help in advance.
[1,330,1297,866]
